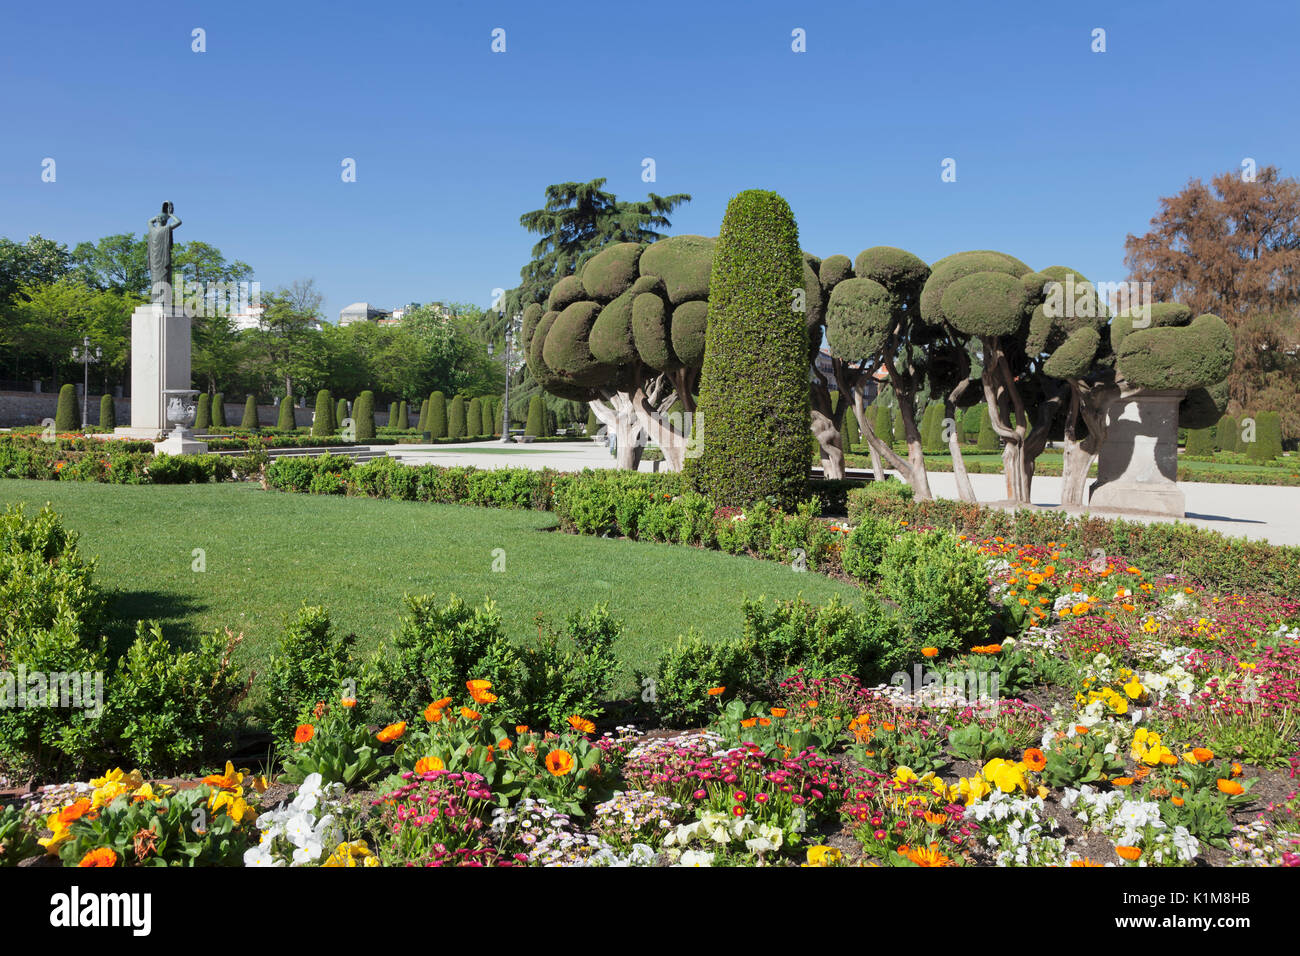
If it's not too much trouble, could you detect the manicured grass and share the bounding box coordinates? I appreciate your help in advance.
[0,479,859,697]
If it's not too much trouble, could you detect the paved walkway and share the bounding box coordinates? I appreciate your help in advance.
[383,441,1300,547]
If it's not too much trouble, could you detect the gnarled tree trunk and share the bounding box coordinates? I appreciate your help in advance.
[588,395,644,471]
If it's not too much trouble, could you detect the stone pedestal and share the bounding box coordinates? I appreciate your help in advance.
[113,303,192,440]
[1089,389,1186,517]
[154,429,208,456]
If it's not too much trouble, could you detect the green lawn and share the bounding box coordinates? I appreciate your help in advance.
[0,480,859,696]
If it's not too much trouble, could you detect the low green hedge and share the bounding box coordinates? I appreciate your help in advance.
[0,435,264,484]
[846,488,1300,597]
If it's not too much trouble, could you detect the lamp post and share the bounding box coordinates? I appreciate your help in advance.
[497,310,522,443]
[70,335,102,430]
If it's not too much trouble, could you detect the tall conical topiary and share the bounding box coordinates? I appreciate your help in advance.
[387,401,399,430]
[312,389,335,437]
[963,404,985,443]
[277,394,296,431]
[843,401,860,451]
[242,395,259,429]
[688,191,809,507]
[447,395,466,440]
[99,393,116,430]
[335,398,348,429]
[195,393,211,431]
[212,391,226,428]
[977,408,1000,451]
[1185,426,1215,456]
[1234,415,1250,454]
[353,391,376,442]
[920,402,945,453]
[428,391,447,438]
[487,397,501,435]
[467,397,482,438]
[525,395,545,437]
[545,406,556,437]
[417,399,429,433]
[398,400,409,430]
[1261,411,1284,461]
[1214,414,1236,453]
[873,403,891,447]
[586,406,599,436]
[892,408,905,445]
[55,383,79,432]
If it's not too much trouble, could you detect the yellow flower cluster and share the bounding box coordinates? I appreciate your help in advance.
[1130,728,1178,766]
[322,840,380,867]
[203,761,262,825]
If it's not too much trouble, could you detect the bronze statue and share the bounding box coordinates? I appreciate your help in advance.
[147,201,182,305]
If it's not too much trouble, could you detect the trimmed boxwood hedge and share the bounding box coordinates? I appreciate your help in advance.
[688,190,810,508]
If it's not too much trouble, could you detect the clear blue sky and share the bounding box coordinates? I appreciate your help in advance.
[3,0,1296,321]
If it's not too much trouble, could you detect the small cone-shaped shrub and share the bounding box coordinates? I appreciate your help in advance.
[963,404,985,443]
[1214,414,1236,453]
[387,401,399,429]
[977,409,1000,451]
[353,391,376,441]
[312,390,335,436]
[99,393,116,430]
[277,395,296,431]
[428,391,448,438]
[447,395,466,440]
[195,393,212,430]
[843,403,860,451]
[545,406,557,437]
[525,395,545,437]
[920,403,945,453]
[1185,426,1214,456]
[55,383,79,432]
[1260,411,1284,461]
[892,408,905,445]
[212,392,226,428]
[242,395,259,429]
[1235,415,1251,454]
[398,400,409,430]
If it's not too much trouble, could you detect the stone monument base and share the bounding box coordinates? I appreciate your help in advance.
[154,429,208,456]
[114,426,166,441]
[1088,388,1186,518]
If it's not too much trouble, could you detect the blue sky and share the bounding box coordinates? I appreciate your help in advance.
[2,0,1297,321]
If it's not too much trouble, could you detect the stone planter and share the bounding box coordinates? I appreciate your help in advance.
[1088,388,1185,517]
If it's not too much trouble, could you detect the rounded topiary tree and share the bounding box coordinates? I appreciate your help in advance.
[55,383,79,432]
[241,395,259,429]
[428,391,448,438]
[212,392,226,428]
[688,190,809,508]
[195,393,211,431]
[447,395,466,440]
[276,394,296,431]
[525,395,545,437]
[353,391,376,441]
[99,393,116,430]
[1185,425,1215,456]
[312,390,335,437]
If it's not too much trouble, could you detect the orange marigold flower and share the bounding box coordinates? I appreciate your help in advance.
[376,721,407,743]
[567,716,596,734]
[758,717,771,727]
[740,718,758,728]
[414,756,444,774]
[1231,763,1243,777]
[424,703,444,722]
[770,708,788,718]
[459,707,481,721]
[1216,779,1244,796]
[1115,846,1142,861]
[294,724,315,744]
[77,847,118,867]
[1022,748,1046,771]
[1070,858,1104,867]
[497,738,513,751]
[707,686,726,696]
[921,647,938,658]
[58,799,95,825]
[467,679,497,704]
[1112,777,1135,787]
[340,697,357,708]
[1192,747,1214,763]
[545,749,575,776]
[515,725,530,735]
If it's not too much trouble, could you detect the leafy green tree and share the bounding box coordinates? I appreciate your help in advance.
[0,234,72,304]
[688,190,809,508]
